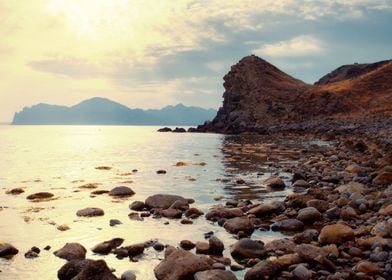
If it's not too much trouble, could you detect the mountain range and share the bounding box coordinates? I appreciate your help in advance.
[195,55,392,133]
[12,98,217,125]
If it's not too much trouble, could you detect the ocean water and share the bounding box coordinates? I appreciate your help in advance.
[0,125,307,279]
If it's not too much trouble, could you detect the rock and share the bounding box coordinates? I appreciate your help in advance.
[244,260,281,280]
[156,170,167,174]
[292,179,310,188]
[292,264,312,280]
[325,207,341,219]
[24,250,39,258]
[271,219,304,231]
[57,224,70,231]
[129,201,145,211]
[121,270,137,280]
[295,244,328,261]
[319,224,354,244]
[194,269,237,280]
[223,217,254,235]
[195,242,210,254]
[161,208,183,219]
[92,238,124,255]
[26,192,54,200]
[230,238,266,261]
[121,243,145,257]
[373,165,392,185]
[145,194,189,209]
[306,199,329,212]
[293,229,319,244]
[205,207,244,220]
[271,253,302,267]
[109,219,122,226]
[336,182,364,194]
[57,259,117,280]
[54,243,87,261]
[247,201,285,217]
[209,236,224,255]
[355,260,382,274]
[340,206,357,220]
[109,186,135,197]
[76,207,104,217]
[185,208,204,218]
[263,176,286,189]
[128,212,143,221]
[296,207,322,224]
[180,240,195,250]
[264,238,296,254]
[95,166,112,170]
[172,127,186,133]
[379,204,392,215]
[371,219,392,238]
[345,164,364,174]
[153,242,165,251]
[6,188,24,195]
[154,248,213,280]
[158,127,172,132]
[0,243,18,258]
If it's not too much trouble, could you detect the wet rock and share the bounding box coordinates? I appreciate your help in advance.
[194,269,237,280]
[296,207,322,224]
[172,127,186,133]
[244,260,281,280]
[154,248,213,280]
[230,238,266,261]
[6,188,24,195]
[373,165,392,185]
[128,212,143,221]
[196,242,210,254]
[161,208,183,219]
[121,270,136,280]
[270,253,302,267]
[379,204,392,215]
[293,229,319,244]
[271,219,304,232]
[54,243,87,261]
[306,199,329,212]
[206,207,244,220]
[91,190,109,195]
[340,206,357,220]
[247,201,285,217]
[185,208,204,218]
[263,176,286,189]
[57,224,70,231]
[24,247,39,258]
[109,186,135,197]
[355,260,382,274]
[292,264,312,280]
[264,238,296,254]
[295,244,328,261]
[371,219,392,237]
[76,207,104,217]
[209,236,224,255]
[156,170,167,174]
[336,182,364,194]
[325,207,341,219]
[223,217,254,235]
[92,238,124,255]
[145,194,189,209]
[58,259,117,280]
[26,192,54,200]
[0,243,18,258]
[109,219,122,226]
[292,179,310,188]
[120,243,145,257]
[129,201,145,211]
[153,242,165,251]
[319,224,354,244]
[95,166,112,170]
[180,240,195,250]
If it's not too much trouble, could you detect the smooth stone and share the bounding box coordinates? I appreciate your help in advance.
[194,269,238,280]
[209,236,224,255]
[319,224,354,244]
[295,244,328,261]
[121,270,137,280]
[109,186,135,197]
[371,219,392,238]
[145,194,189,209]
[264,238,296,254]
[355,260,382,274]
[154,248,213,280]
[336,182,364,194]
[271,219,304,231]
[0,243,18,258]
[196,242,210,254]
[109,219,122,226]
[373,165,392,185]
[26,192,54,200]
[185,208,204,218]
[205,207,244,220]
[180,240,195,250]
[92,238,124,255]
[263,176,286,189]
[129,201,145,211]
[247,201,285,217]
[57,224,70,231]
[161,208,183,219]
[58,259,117,280]
[296,207,322,224]
[293,229,319,244]
[230,238,266,261]
[244,260,281,280]
[6,188,24,195]
[223,217,254,234]
[76,207,104,217]
[306,199,329,212]
[54,243,87,261]
[292,264,312,280]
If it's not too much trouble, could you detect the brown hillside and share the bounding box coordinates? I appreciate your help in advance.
[196,55,392,133]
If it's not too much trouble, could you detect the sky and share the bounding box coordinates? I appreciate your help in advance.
[0,0,391,121]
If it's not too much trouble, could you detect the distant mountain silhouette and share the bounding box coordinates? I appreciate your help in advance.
[12,97,217,125]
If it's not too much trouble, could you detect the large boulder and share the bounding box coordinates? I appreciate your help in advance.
[145,194,189,209]
[223,217,254,235]
[230,238,266,261]
[58,259,118,280]
[154,247,213,280]
[54,243,87,261]
[244,260,281,280]
[318,224,354,244]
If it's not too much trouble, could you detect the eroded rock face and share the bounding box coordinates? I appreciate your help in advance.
[154,247,213,280]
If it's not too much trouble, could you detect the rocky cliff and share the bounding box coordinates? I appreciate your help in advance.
[195,55,392,134]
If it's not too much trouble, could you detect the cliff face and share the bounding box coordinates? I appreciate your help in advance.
[196,55,392,133]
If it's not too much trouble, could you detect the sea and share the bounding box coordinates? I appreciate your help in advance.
[0,125,310,279]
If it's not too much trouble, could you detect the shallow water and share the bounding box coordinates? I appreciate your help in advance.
[0,126,321,279]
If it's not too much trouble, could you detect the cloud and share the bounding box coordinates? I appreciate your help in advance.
[254,35,324,57]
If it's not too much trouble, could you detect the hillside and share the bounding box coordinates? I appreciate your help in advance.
[12,97,216,125]
[195,55,392,134]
